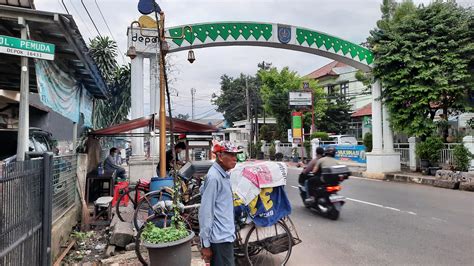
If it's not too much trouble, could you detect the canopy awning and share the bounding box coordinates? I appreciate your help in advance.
[90,115,218,137]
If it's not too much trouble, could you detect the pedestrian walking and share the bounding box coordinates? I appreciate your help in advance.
[199,141,242,266]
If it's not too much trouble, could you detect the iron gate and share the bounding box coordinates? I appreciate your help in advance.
[0,154,52,266]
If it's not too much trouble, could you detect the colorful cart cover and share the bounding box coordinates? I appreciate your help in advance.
[231,161,291,227]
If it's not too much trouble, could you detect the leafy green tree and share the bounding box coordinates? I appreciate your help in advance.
[369,1,473,138]
[258,66,326,139]
[89,36,131,129]
[212,74,260,124]
[176,113,190,120]
[318,93,353,134]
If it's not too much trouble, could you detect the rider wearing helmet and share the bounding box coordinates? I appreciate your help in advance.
[305,146,339,203]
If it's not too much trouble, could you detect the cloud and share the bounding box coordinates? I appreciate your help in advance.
[36,0,434,119]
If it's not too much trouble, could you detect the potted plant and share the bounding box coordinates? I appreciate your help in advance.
[275,152,284,161]
[303,140,312,163]
[416,136,443,175]
[141,221,195,266]
[269,143,276,161]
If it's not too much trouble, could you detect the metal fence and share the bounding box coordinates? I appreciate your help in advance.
[0,155,52,266]
[440,143,461,165]
[394,143,410,166]
[52,155,78,223]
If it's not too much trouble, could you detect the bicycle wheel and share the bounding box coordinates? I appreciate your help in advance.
[115,186,147,222]
[135,224,149,266]
[133,189,173,231]
[244,221,293,266]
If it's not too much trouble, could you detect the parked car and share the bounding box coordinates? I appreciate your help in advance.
[327,135,358,145]
[0,128,54,164]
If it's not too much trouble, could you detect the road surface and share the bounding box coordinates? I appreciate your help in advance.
[285,167,474,265]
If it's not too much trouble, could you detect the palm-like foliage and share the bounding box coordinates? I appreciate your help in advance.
[89,36,131,129]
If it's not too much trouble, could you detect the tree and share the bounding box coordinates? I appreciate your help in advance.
[369,1,473,138]
[212,74,260,124]
[89,36,131,129]
[258,66,326,139]
[318,93,353,134]
[176,113,190,120]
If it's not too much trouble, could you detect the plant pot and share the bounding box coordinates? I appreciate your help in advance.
[292,156,299,163]
[143,230,195,266]
[269,155,275,161]
[257,152,265,160]
[420,159,430,169]
[428,167,441,176]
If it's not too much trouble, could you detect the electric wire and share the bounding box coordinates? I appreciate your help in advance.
[59,0,69,14]
[68,0,94,38]
[80,0,102,37]
[94,0,125,63]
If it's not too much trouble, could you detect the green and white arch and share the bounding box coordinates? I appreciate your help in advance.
[165,22,373,71]
[128,21,399,174]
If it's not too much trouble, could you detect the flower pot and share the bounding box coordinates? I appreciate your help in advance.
[143,230,195,266]
[269,155,276,161]
[292,156,299,163]
[420,159,430,169]
[257,152,265,160]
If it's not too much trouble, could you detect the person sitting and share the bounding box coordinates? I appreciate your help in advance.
[156,142,187,177]
[299,147,325,185]
[103,147,127,180]
[305,147,339,204]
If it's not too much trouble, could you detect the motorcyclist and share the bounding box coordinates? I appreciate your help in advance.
[298,147,325,185]
[305,146,339,204]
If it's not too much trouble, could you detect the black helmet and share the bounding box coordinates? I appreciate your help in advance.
[325,147,336,157]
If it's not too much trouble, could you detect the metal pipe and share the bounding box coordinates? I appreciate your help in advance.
[158,13,167,178]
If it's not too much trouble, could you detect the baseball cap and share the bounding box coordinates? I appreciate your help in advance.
[213,141,243,154]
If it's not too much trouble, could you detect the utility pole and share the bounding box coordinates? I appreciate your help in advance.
[191,88,196,119]
[17,17,29,161]
[246,77,253,156]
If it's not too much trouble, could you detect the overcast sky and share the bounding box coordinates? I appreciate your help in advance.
[36,0,437,120]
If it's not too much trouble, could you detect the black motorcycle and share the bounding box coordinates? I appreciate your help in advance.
[298,165,350,220]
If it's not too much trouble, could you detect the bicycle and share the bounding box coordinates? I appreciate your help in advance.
[116,173,202,224]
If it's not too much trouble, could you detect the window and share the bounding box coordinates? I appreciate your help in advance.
[327,85,336,95]
[340,82,349,96]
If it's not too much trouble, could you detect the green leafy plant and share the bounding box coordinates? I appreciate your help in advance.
[269,143,276,157]
[416,136,444,165]
[71,231,94,242]
[310,132,329,140]
[142,222,189,244]
[453,145,473,172]
[363,132,373,152]
[303,140,311,159]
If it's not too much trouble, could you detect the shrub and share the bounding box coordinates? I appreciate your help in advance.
[310,132,329,140]
[416,136,444,165]
[363,132,372,152]
[303,140,311,159]
[269,143,276,157]
[142,222,189,244]
[453,145,472,172]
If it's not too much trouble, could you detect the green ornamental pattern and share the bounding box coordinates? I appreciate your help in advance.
[166,22,373,65]
[168,23,273,46]
[296,28,373,64]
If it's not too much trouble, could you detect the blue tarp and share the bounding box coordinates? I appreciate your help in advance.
[36,60,93,127]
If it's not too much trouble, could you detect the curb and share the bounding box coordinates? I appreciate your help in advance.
[384,173,435,186]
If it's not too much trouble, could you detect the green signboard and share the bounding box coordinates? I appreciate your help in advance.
[363,116,372,128]
[0,35,55,60]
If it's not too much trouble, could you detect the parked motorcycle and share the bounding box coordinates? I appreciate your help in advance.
[298,165,350,220]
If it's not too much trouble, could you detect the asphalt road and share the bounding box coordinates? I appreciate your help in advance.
[285,167,474,266]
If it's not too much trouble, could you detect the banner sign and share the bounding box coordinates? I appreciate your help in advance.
[289,91,312,108]
[292,112,302,143]
[321,144,367,163]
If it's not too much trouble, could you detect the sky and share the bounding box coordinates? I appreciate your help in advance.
[35,0,438,120]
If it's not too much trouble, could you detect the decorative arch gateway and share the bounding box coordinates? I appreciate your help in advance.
[165,22,373,72]
[127,21,400,174]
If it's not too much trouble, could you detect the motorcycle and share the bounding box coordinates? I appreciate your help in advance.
[298,165,350,220]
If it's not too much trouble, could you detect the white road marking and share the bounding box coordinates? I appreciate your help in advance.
[431,217,447,222]
[349,176,383,182]
[291,185,299,189]
[407,211,417,215]
[346,197,384,208]
[384,207,401,212]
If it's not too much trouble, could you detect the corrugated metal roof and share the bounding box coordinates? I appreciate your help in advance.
[0,5,109,99]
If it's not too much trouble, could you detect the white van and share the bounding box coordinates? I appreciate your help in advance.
[327,135,358,145]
